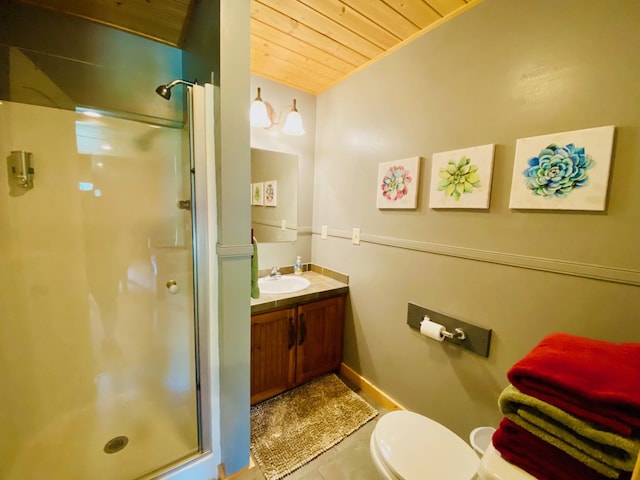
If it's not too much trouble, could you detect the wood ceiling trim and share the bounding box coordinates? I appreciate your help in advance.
[425,0,469,17]
[251,1,370,67]
[254,0,384,60]
[176,0,198,47]
[251,52,329,94]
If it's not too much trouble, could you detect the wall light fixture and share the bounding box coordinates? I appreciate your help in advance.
[250,87,305,136]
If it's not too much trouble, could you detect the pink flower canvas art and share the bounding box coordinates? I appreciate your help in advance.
[376,157,421,209]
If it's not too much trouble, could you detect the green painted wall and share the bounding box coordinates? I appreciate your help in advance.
[312,0,640,437]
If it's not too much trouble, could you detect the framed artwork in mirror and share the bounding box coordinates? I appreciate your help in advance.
[264,180,277,207]
[251,182,264,206]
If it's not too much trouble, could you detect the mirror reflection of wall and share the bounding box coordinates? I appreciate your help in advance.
[251,148,297,243]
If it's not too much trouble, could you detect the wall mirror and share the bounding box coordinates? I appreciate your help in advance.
[251,148,298,243]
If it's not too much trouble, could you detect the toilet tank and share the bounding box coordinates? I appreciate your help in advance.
[477,444,536,480]
[469,427,496,456]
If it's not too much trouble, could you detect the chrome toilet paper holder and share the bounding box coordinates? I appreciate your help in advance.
[407,303,492,357]
[433,320,467,340]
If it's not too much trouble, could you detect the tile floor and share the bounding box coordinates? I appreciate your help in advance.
[235,380,388,480]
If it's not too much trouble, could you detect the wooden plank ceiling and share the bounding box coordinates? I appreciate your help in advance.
[15,0,481,94]
[251,0,479,94]
[16,0,194,46]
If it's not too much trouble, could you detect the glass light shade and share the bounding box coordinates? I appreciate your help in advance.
[282,110,305,136]
[250,99,271,128]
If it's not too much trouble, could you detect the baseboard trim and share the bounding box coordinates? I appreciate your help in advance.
[339,363,406,412]
[218,457,255,480]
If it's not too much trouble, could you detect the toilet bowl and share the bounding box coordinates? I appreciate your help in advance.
[370,411,535,480]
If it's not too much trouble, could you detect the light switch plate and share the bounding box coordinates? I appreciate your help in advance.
[321,225,328,239]
[281,219,286,231]
[352,228,361,245]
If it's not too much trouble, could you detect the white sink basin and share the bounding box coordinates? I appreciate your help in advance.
[258,275,311,294]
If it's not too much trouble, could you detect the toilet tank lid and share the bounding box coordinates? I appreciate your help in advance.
[373,411,479,480]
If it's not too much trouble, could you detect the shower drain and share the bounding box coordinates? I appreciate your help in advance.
[103,435,129,454]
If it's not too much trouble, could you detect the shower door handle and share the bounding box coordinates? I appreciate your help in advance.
[166,280,180,294]
[177,200,191,210]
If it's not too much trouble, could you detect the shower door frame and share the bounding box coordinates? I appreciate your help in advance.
[154,82,221,480]
[0,85,220,479]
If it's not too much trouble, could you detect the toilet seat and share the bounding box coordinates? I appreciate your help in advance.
[370,434,400,480]
[371,411,479,480]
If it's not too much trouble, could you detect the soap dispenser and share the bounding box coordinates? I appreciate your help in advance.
[294,256,303,275]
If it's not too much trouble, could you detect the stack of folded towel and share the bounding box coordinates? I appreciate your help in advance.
[492,333,640,480]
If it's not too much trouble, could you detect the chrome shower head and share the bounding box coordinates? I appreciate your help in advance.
[155,84,172,99]
[155,79,196,100]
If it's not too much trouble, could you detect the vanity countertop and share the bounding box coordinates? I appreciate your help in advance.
[251,270,349,315]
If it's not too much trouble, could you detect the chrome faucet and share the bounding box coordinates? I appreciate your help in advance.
[270,266,281,279]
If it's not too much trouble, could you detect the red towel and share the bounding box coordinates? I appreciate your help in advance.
[492,418,631,480]
[507,333,640,437]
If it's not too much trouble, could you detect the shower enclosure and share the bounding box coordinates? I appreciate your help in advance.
[0,82,216,479]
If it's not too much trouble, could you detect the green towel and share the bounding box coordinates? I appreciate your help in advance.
[251,237,260,299]
[499,384,640,477]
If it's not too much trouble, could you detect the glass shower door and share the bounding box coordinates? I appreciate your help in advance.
[0,99,200,479]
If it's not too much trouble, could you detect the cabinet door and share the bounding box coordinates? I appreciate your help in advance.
[251,307,297,405]
[296,295,345,385]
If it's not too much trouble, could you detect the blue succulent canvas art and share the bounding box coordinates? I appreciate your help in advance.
[509,126,615,211]
[522,143,595,198]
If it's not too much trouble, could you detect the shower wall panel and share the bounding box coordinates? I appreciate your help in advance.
[0,100,199,479]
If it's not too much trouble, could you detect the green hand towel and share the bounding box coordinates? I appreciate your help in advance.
[251,237,260,299]
[499,384,640,478]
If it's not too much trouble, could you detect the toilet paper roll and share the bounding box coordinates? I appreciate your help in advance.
[420,320,445,342]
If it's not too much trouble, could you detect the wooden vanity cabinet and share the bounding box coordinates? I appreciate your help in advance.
[250,306,297,405]
[295,296,345,385]
[250,294,345,405]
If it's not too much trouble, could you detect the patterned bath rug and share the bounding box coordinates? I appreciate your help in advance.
[250,373,378,480]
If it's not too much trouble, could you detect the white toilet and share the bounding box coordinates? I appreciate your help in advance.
[370,411,535,480]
